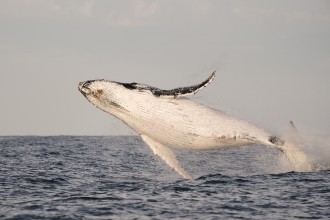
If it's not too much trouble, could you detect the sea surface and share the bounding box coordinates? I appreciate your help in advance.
[0,136,329,219]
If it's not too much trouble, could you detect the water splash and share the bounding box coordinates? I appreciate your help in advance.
[302,135,330,171]
[280,125,330,172]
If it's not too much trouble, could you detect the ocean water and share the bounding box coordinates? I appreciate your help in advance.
[0,136,329,219]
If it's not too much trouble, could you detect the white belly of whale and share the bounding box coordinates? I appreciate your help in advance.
[121,93,271,150]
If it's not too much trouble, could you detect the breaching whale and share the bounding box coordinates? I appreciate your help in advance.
[78,72,312,179]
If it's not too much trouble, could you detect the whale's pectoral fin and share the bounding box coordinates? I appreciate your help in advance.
[119,71,216,99]
[140,135,192,180]
[150,71,216,98]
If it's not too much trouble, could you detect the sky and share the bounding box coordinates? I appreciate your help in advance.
[0,0,329,136]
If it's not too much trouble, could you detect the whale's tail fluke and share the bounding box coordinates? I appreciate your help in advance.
[275,121,313,172]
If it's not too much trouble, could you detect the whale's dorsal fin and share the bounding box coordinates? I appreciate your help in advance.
[140,134,192,179]
[120,71,216,98]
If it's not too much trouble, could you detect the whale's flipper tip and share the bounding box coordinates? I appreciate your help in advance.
[202,71,216,89]
[210,70,216,79]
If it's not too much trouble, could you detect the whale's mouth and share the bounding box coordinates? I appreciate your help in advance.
[78,81,92,95]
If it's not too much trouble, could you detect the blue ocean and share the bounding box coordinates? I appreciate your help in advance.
[0,136,329,219]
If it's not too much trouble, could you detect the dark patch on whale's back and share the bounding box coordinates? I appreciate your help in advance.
[120,82,197,98]
[121,83,138,90]
[119,82,150,91]
[151,87,198,98]
[117,71,216,98]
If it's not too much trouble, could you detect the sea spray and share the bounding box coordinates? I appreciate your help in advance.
[281,123,330,171]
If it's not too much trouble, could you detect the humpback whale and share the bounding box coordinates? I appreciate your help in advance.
[78,71,312,179]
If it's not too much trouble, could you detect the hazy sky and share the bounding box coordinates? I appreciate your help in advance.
[1,0,329,136]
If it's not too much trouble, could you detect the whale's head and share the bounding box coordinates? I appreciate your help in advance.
[78,79,130,115]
